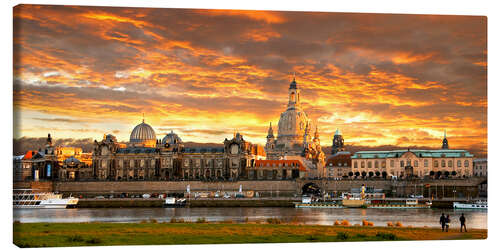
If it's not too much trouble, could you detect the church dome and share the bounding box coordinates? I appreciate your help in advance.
[130,120,157,146]
[162,130,183,145]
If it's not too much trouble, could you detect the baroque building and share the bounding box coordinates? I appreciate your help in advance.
[264,77,325,178]
[92,119,266,181]
[350,133,474,179]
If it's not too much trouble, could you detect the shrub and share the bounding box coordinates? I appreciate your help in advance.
[336,232,349,240]
[86,237,103,244]
[376,232,397,240]
[355,233,367,238]
[196,217,207,223]
[334,220,341,226]
[341,220,351,226]
[306,235,319,241]
[170,218,185,223]
[244,217,249,223]
[66,235,85,242]
[222,219,233,224]
[150,218,158,223]
[266,218,281,224]
[395,221,403,227]
[362,219,374,226]
[387,222,394,227]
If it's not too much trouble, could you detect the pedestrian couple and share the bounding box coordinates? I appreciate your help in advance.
[440,213,467,232]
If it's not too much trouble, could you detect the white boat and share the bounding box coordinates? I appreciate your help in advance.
[453,200,487,209]
[13,189,79,209]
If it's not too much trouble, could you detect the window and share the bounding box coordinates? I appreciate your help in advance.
[464,160,469,167]
[368,162,372,168]
[441,160,445,168]
[406,160,411,166]
[375,161,379,168]
[448,160,453,168]
[382,161,386,168]
[400,161,404,168]
[354,162,358,168]
[361,162,365,168]
[424,159,428,167]
[414,161,418,167]
[434,160,438,168]
[457,160,461,167]
[390,160,394,168]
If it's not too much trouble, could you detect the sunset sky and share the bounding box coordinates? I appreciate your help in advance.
[13,5,487,155]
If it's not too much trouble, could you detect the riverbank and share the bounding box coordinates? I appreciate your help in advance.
[13,221,487,247]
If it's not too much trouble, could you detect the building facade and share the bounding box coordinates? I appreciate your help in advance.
[92,121,266,181]
[473,158,487,177]
[264,77,325,177]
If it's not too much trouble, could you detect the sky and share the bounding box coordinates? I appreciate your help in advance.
[13,5,487,156]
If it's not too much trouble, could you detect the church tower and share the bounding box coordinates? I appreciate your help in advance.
[288,75,301,109]
[331,129,345,154]
[441,130,449,149]
[265,122,275,150]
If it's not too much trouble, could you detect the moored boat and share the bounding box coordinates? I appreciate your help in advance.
[453,200,487,209]
[13,189,79,209]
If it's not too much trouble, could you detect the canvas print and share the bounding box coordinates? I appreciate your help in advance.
[13,4,487,247]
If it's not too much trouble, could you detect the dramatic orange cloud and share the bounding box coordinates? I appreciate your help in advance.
[13,5,487,157]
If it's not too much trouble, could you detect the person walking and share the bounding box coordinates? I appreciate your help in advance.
[445,214,451,232]
[439,213,446,232]
[460,213,467,232]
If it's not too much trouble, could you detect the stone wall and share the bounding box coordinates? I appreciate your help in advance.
[50,177,485,198]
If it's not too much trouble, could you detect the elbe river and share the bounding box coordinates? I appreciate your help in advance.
[14,207,487,229]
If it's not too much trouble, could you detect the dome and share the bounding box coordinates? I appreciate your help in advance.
[162,130,183,145]
[64,156,81,165]
[130,120,157,147]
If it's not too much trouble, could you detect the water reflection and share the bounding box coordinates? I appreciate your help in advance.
[14,207,487,229]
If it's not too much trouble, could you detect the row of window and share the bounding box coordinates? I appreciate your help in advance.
[353,159,470,168]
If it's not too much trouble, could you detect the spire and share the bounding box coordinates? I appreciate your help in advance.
[314,125,319,139]
[442,129,449,149]
[142,113,145,123]
[267,122,274,138]
[335,128,340,136]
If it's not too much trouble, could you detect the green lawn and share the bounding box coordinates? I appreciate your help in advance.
[13,222,487,248]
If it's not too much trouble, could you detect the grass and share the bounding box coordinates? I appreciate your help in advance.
[13,222,487,247]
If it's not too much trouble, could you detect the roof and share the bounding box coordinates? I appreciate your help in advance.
[116,147,158,154]
[254,159,307,171]
[64,156,81,164]
[351,149,474,159]
[182,147,224,153]
[22,150,37,160]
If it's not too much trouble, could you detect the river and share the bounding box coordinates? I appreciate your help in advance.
[13,207,487,229]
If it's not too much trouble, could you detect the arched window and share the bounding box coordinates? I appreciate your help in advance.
[434,160,438,167]
[424,159,428,167]
[441,160,445,168]
[400,161,404,168]
[406,160,411,166]
[457,160,461,167]
[448,160,453,168]
[464,160,469,167]
[290,92,296,102]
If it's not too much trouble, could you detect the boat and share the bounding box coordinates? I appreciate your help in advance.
[13,189,79,209]
[342,198,366,208]
[369,199,432,209]
[453,200,487,209]
[294,196,343,208]
[163,197,187,208]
